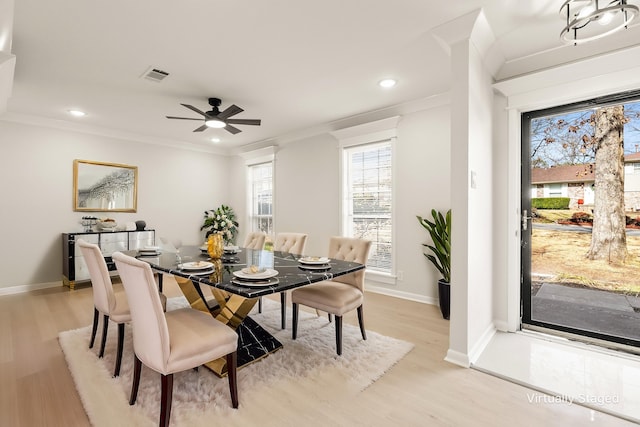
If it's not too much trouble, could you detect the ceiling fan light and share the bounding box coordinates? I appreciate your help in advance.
[559,0,639,44]
[205,119,226,128]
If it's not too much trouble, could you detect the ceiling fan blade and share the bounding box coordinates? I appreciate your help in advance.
[166,116,203,121]
[224,124,242,134]
[181,103,209,117]
[193,124,209,132]
[226,118,261,126]
[217,104,243,120]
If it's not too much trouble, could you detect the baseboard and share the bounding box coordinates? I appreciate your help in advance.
[468,323,497,365]
[444,348,471,368]
[0,281,62,296]
[365,284,436,305]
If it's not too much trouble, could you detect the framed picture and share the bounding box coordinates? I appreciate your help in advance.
[73,159,138,212]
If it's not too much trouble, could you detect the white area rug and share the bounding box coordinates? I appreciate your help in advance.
[59,297,413,427]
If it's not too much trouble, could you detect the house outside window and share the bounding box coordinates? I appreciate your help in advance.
[333,117,399,280]
[343,141,392,272]
[248,162,273,235]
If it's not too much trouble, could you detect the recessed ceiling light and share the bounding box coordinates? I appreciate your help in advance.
[68,109,86,117]
[210,137,221,143]
[378,79,397,88]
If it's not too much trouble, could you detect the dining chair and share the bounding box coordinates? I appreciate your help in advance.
[243,231,266,250]
[272,232,308,329]
[77,238,131,377]
[112,252,239,427]
[291,236,371,355]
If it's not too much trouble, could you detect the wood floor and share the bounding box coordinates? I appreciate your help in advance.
[0,277,635,427]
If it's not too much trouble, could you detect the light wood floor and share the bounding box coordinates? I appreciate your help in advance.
[0,277,635,427]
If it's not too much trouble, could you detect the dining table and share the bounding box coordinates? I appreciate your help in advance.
[127,245,366,377]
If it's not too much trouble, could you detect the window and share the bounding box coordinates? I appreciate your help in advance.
[342,141,393,273]
[248,162,273,235]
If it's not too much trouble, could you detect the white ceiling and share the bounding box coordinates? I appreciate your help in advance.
[5,0,640,153]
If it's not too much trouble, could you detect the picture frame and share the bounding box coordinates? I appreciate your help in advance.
[73,159,138,212]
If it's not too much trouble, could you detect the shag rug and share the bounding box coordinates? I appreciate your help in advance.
[59,297,414,427]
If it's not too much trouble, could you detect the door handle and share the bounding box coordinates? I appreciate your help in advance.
[522,209,533,231]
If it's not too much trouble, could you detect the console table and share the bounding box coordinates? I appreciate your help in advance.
[62,230,155,289]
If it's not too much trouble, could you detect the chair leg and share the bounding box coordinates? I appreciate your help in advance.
[328,313,333,323]
[357,305,367,341]
[98,314,109,358]
[114,323,125,377]
[292,303,299,340]
[226,352,239,408]
[160,374,174,427]
[280,292,286,330]
[335,315,343,356]
[89,307,99,349]
[258,297,263,313]
[129,355,142,405]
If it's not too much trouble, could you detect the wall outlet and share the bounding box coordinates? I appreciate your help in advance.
[397,270,404,281]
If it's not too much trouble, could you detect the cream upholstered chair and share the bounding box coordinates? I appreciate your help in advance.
[291,236,371,355]
[113,252,239,427]
[77,238,131,377]
[243,231,266,250]
[273,232,308,329]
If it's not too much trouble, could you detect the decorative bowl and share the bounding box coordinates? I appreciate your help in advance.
[98,220,117,230]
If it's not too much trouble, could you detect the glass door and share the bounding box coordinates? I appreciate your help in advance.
[521,92,640,349]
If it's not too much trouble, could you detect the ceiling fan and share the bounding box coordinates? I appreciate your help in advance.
[166,98,261,134]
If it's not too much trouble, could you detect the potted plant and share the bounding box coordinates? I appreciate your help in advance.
[416,209,451,319]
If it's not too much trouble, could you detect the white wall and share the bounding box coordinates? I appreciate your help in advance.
[445,10,497,367]
[0,99,453,305]
[272,133,340,257]
[0,120,230,290]
[231,104,451,303]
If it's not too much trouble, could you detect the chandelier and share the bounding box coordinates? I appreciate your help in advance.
[560,0,639,44]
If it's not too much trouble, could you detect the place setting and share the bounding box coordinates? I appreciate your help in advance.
[177,260,215,276]
[231,265,279,287]
[297,255,332,271]
[136,245,162,257]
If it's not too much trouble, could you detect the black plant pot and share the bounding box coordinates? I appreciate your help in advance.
[438,279,450,320]
[135,220,146,231]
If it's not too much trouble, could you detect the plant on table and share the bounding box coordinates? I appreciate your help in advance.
[201,204,239,244]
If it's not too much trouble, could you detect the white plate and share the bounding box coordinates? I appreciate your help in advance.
[187,269,214,276]
[200,245,208,251]
[224,245,240,252]
[181,261,214,270]
[143,245,161,251]
[232,278,279,287]
[138,251,160,257]
[299,264,331,270]
[233,268,278,280]
[299,256,330,265]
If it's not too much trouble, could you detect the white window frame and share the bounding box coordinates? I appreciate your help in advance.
[242,147,275,237]
[332,117,399,284]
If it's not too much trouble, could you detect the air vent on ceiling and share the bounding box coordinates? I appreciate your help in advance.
[141,66,169,82]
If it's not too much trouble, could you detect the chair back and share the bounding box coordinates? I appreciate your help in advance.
[244,232,266,250]
[328,237,371,291]
[77,239,117,314]
[274,233,308,255]
[112,252,170,372]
